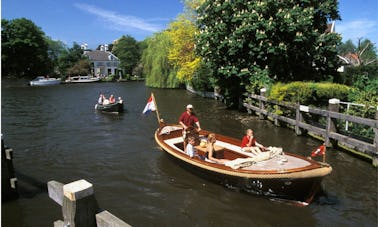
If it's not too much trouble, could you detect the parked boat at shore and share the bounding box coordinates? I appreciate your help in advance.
[155,123,332,205]
[29,76,61,86]
[65,75,101,83]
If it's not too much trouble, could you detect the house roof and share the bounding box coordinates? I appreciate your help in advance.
[84,50,119,61]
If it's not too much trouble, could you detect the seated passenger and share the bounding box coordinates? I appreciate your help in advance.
[109,95,116,104]
[186,136,196,158]
[241,129,266,155]
[98,93,105,104]
[103,98,110,105]
[206,133,228,164]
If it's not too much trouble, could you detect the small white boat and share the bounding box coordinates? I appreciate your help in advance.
[29,76,61,86]
[65,75,101,83]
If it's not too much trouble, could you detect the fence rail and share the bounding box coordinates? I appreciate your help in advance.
[243,93,378,166]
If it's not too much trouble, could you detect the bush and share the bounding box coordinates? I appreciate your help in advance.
[268,82,352,106]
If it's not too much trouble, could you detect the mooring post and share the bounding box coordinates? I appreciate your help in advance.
[373,110,378,167]
[259,88,267,120]
[1,136,19,201]
[295,104,304,135]
[63,179,99,227]
[326,98,340,147]
[48,180,131,227]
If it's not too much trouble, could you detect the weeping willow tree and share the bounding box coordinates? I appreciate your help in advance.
[142,31,180,88]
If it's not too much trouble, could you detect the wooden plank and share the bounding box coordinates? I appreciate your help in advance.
[48,180,64,206]
[54,220,64,227]
[328,132,377,154]
[96,210,132,227]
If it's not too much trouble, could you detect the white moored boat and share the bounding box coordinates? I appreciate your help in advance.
[29,76,61,86]
[65,75,101,83]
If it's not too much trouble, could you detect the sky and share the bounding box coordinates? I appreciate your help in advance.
[1,0,377,49]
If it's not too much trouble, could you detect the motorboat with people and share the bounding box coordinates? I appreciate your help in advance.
[65,75,101,83]
[95,94,124,114]
[147,93,332,206]
[29,76,61,86]
[155,124,332,205]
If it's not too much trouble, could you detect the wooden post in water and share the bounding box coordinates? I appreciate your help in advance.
[1,136,19,201]
[48,179,131,227]
[295,105,304,135]
[259,88,267,120]
[373,110,378,166]
[325,98,340,148]
[63,180,99,227]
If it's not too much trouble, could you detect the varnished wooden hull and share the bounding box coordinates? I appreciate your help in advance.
[155,124,332,205]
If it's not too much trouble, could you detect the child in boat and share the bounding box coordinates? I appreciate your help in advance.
[186,136,196,158]
[207,133,228,164]
[241,129,267,155]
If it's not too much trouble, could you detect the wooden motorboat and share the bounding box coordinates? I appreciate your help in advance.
[155,123,332,205]
[29,76,61,86]
[95,101,123,113]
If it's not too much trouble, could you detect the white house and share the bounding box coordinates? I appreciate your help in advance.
[83,46,121,77]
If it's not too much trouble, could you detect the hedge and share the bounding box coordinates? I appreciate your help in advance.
[268,82,353,106]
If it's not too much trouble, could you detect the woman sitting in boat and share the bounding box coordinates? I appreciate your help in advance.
[206,133,228,164]
[109,95,116,104]
[241,129,267,155]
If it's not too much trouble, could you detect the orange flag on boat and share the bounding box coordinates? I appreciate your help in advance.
[311,144,326,157]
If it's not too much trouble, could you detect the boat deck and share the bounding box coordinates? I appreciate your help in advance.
[163,135,313,171]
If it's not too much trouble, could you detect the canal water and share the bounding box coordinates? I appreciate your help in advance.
[2,81,377,226]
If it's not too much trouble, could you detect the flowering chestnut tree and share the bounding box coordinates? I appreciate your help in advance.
[196,0,341,106]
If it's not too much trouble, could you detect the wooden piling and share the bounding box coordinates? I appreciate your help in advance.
[48,179,131,227]
[1,137,19,201]
[295,105,305,135]
[259,88,267,120]
[373,110,378,166]
[325,98,340,148]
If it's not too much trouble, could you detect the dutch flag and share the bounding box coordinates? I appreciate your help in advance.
[142,95,156,115]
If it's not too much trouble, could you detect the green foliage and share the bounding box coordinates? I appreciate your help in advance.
[46,38,67,76]
[57,42,85,78]
[67,59,91,76]
[268,82,352,105]
[339,64,378,85]
[141,32,180,88]
[196,0,342,107]
[348,75,378,108]
[101,74,116,82]
[190,61,214,91]
[1,18,51,78]
[166,16,201,82]
[112,35,141,75]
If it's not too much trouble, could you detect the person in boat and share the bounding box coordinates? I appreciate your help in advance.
[186,136,197,158]
[98,93,105,104]
[206,133,228,164]
[179,104,201,148]
[109,95,116,104]
[118,97,123,104]
[241,129,267,155]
